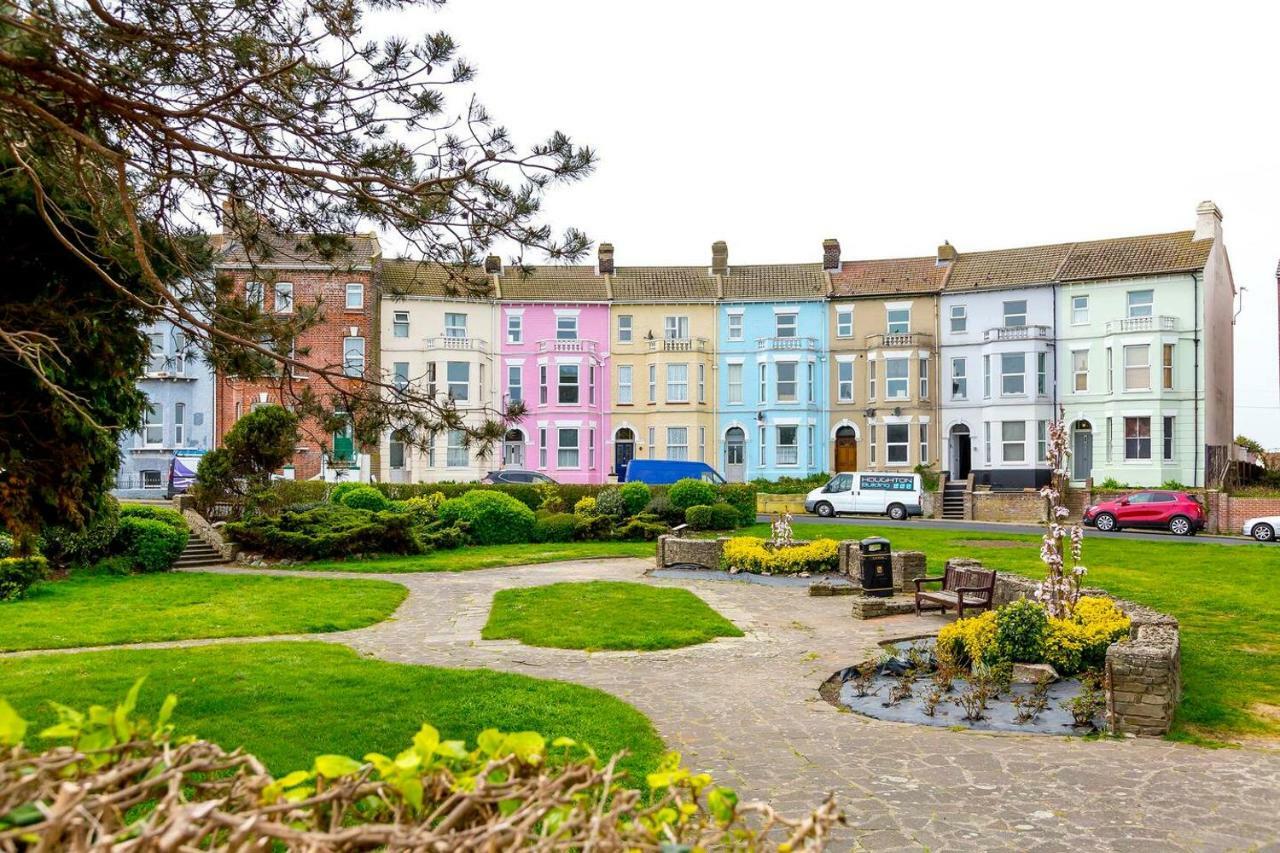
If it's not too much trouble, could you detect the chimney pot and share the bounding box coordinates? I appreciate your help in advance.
[1194,200,1223,241]
[484,254,502,275]
[822,238,841,271]
[711,240,728,276]
[936,240,957,265]
[597,242,615,275]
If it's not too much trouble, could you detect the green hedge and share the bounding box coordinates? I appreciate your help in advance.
[114,517,188,573]
[226,505,420,559]
[436,491,536,545]
[0,555,48,601]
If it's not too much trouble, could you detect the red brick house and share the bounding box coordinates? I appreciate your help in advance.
[214,233,381,481]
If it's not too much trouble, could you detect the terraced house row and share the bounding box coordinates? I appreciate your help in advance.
[209,201,1235,490]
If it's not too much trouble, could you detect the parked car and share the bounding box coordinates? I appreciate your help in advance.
[1241,515,1280,542]
[620,459,726,485]
[480,469,557,485]
[1082,490,1205,536]
[803,472,924,521]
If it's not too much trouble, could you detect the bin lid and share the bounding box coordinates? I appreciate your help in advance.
[859,536,891,551]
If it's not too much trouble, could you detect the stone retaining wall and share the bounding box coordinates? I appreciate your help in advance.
[991,572,1181,736]
[182,508,240,562]
[655,536,726,569]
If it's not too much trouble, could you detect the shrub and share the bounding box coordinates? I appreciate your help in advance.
[719,537,838,575]
[535,482,564,513]
[573,495,598,516]
[0,555,48,601]
[437,491,536,546]
[119,503,187,533]
[80,555,134,577]
[0,533,11,558]
[1073,595,1131,668]
[1044,618,1088,674]
[594,488,627,519]
[329,482,365,505]
[913,463,940,492]
[994,598,1049,663]
[226,505,420,559]
[709,502,741,530]
[644,494,682,525]
[340,485,391,512]
[684,504,714,530]
[40,495,120,567]
[418,520,470,551]
[573,513,614,541]
[935,610,998,668]
[114,517,188,573]
[668,478,717,512]
[749,473,830,494]
[614,516,668,541]
[398,494,445,526]
[619,481,651,516]
[533,512,577,543]
[715,483,758,525]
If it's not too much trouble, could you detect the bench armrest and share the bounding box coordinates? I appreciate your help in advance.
[913,575,946,590]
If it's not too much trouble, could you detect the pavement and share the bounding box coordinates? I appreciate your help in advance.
[12,558,1278,850]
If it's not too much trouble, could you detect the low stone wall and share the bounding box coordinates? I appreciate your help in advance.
[655,535,726,569]
[991,572,1181,736]
[182,508,240,562]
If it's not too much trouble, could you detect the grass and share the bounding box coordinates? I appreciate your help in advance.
[0,572,406,652]
[741,521,1280,743]
[0,642,664,779]
[297,541,655,573]
[482,581,744,651]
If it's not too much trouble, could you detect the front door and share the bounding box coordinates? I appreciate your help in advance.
[725,427,746,482]
[834,429,857,472]
[503,429,525,467]
[952,433,971,479]
[614,429,635,479]
[1072,426,1093,480]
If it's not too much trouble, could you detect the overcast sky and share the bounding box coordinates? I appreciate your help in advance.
[373,0,1280,446]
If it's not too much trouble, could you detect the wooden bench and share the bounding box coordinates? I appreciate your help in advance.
[914,564,996,617]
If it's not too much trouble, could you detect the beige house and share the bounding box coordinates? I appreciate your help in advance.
[604,244,720,477]
[826,243,947,474]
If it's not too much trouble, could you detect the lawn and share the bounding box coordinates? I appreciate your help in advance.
[298,541,654,573]
[482,580,744,651]
[743,521,1280,742]
[0,572,406,652]
[0,642,664,780]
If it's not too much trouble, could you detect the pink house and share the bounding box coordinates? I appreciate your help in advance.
[496,266,611,484]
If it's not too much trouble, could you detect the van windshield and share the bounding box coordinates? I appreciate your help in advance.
[702,470,727,485]
[825,473,854,492]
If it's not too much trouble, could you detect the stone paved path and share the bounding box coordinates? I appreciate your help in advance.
[10,559,1280,850]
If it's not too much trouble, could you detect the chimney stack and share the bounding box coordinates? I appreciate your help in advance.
[597,242,615,275]
[822,238,841,271]
[711,240,729,276]
[1193,200,1223,242]
[936,241,957,265]
[484,254,502,275]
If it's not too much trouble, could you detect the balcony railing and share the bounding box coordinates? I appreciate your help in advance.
[425,335,488,352]
[647,336,708,352]
[756,336,817,351]
[1105,315,1178,334]
[865,331,934,348]
[537,339,599,354]
[983,324,1052,342]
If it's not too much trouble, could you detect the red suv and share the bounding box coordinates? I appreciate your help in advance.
[1082,491,1205,536]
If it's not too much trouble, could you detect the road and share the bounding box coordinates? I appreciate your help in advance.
[755,512,1265,546]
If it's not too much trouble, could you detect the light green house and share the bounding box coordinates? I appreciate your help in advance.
[1054,202,1234,487]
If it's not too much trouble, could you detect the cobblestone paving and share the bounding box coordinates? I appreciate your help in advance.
[13,559,1280,850]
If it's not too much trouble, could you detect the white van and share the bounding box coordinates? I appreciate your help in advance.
[804,472,924,521]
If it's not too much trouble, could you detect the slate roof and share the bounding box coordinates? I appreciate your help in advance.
[945,231,1211,290]
[217,232,380,269]
[611,266,718,301]
[497,265,609,301]
[379,259,492,298]
[830,256,945,297]
[720,263,828,300]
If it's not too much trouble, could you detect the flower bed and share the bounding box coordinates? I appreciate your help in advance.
[720,537,839,575]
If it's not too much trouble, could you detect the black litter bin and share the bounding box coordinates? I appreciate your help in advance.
[858,536,893,598]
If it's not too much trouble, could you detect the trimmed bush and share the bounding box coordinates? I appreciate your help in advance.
[436,491,535,546]
[716,483,758,525]
[614,516,668,541]
[328,482,365,505]
[398,494,445,526]
[534,512,577,543]
[709,502,741,530]
[936,610,998,668]
[573,513,614,541]
[994,598,1049,663]
[684,504,714,530]
[115,517,188,573]
[573,495,598,516]
[668,478,717,512]
[340,485,391,512]
[0,533,12,558]
[1073,596,1131,669]
[40,495,120,567]
[226,505,420,559]
[0,555,48,601]
[644,494,682,525]
[119,503,187,533]
[619,481,651,516]
[750,473,830,494]
[594,488,626,519]
[719,537,839,575]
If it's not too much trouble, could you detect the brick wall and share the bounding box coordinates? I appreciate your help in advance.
[1204,493,1280,534]
[215,267,377,480]
[971,489,1044,523]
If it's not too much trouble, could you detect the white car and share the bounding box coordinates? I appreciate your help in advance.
[1242,516,1280,542]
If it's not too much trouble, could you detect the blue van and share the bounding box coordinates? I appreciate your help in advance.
[621,459,727,485]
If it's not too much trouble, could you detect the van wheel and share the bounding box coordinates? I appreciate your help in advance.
[887,503,907,521]
[1168,516,1193,536]
[1093,512,1117,532]
[1251,523,1275,542]
[814,501,834,518]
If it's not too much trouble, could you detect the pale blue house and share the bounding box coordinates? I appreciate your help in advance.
[715,252,829,482]
[113,318,215,498]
